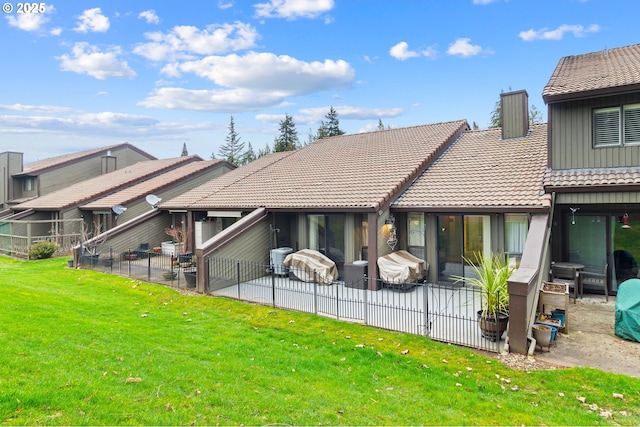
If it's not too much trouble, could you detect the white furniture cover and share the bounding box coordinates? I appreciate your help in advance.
[377,250,426,284]
[283,249,338,285]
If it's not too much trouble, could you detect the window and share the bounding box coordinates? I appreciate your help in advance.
[593,104,640,147]
[23,177,35,192]
[407,212,425,260]
[505,214,528,259]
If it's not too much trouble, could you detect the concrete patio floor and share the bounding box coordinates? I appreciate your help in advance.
[534,294,640,378]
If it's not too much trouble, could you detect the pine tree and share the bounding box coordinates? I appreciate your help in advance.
[240,142,257,165]
[273,114,299,152]
[257,142,271,158]
[317,106,345,139]
[377,118,385,131]
[217,116,245,166]
[181,142,188,156]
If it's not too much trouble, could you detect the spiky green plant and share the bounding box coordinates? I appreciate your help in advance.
[453,252,514,317]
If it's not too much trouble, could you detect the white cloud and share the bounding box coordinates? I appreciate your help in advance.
[50,27,62,36]
[218,1,234,9]
[139,87,284,111]
[74,8,110,33]
[57,42,137,80]
[254,0,334,19]
[6,4,53,32]
[133,22,259,61]
[0,111,212,137]
[473,0,496,4]
[446,38,486,57]
[0,103,74,113]
[138,9,160,24]
[519,24,600,41]
[389,42,420,61]
[173,52,353,92]
[389,42,438,61]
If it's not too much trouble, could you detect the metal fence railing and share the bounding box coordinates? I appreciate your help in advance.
[78,245,198,291]
[207,257,505,353]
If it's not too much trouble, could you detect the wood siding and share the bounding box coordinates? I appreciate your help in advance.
[556,192,640,204]
[550,93,640,169]
[501,90,529,139]
[212,219,271,264]
[37,146,154,196]
[103,213,173,253]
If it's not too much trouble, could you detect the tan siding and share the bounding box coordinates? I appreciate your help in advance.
[104,214,173,253]
[213,221,271,264]
[551,93,640,169]
[556,192,640,204]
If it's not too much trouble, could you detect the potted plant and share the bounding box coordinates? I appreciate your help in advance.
[454,252,514,341]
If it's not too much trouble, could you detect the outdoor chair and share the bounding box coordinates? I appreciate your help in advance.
[580,263,609,302]
[550,264,581,302]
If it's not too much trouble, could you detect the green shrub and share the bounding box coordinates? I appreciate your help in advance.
[28,241,59,259]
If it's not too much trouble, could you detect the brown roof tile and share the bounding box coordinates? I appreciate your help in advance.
[18,142,156,175]
[543,43,640,103]
[15,156,201,210]
[81,160,226,209]
[394,123,548,210]
[162,120,468,211]
[544,166,640,189]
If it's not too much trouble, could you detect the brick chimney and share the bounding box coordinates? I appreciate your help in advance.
[500,90,529,139]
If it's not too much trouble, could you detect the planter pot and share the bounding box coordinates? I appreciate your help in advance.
[532,324,553,349]
[183,269,197,288]
[67,259,74,268]
[163,271,177,280]
[477,310,509,342]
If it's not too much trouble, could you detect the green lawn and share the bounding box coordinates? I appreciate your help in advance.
[1,257,639,426]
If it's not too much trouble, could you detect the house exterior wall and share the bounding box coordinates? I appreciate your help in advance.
[0,152,23,207]
[549,92,640,170]
[32,145,155,197]
[102,213,173,254]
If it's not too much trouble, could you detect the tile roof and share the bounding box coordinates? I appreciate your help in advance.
[81,160,226,209]
[543,43,640,103]
[161,120,468,211]
[14,156,201,210]
[544,166,640,189]
[17,142,156,175]
[394,123,549,210]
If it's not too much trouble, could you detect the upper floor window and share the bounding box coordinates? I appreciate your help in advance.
[593,104,640,147]
[23,177,35,191]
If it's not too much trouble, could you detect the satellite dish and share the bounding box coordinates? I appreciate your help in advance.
[146,194,162,208]
[112,204,127,219]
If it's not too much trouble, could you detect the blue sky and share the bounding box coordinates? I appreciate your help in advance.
[1,0,638,163]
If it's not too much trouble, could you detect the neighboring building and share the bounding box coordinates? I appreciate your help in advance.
[0,143,156,211]
[159,120,470,289]
[542,43,640,295]
[6,156,234,255]
[392,90,549,284]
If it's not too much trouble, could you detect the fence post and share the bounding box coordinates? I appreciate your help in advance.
[363,274,368,326]
[147,250,151,282]
[423,282,429,337]
[270,261,276,307]
[313,270,318,315]
[237,260,241,300]
[109,246,113,272]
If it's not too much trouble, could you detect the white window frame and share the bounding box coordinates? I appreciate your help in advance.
[593,104,640,147]
[593,107,621,147]
[623,104,640,145]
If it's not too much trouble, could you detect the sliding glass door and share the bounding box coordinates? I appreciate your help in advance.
[437,214,491,283]
[308,214,345,268]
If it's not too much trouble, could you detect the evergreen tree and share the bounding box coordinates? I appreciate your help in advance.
[273,114,299,152]
[472,121,479,130]
[317,106,345,139]
[181,142,188,156]
[377,118,385,131]
[240,142,257,165]
[217,115,245,166]
[257,142,271,158]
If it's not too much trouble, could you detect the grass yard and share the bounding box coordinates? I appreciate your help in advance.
[1,257,639,426]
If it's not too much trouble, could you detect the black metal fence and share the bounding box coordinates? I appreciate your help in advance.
[77,245,198,291]
[207,257,504,353]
